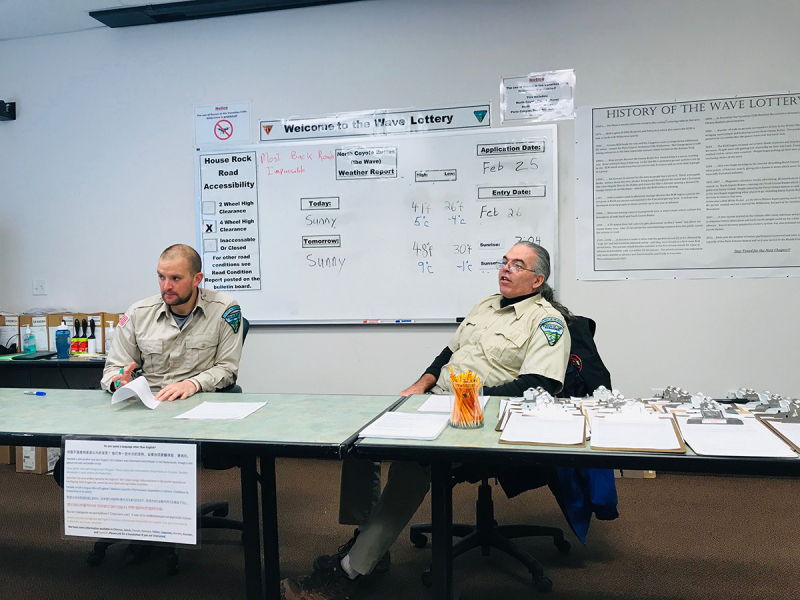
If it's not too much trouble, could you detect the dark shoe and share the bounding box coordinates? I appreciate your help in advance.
[281,557,360,600]
[312,529,390,575]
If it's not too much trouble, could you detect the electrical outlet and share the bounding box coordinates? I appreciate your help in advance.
[32,279,47,296]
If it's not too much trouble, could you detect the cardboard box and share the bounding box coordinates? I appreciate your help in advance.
[0,315,20,352]
[16,446,60,474]
[615,470,657,479]
[18,315,49,352]
[0,446,15,465]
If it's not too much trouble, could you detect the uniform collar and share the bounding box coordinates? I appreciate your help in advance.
[156,287,207,321]
[490,292,543,318]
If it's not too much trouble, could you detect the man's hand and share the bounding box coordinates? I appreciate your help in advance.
[399,374,437,396]
[110,362,137,390]
[155,380,198,402]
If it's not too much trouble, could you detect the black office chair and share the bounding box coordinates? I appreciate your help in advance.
[410,316,612,593]
[409,468,569,592]
[88,317,251,574]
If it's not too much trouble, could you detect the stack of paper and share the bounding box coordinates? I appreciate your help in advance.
[499,412,586,446]
[590,414,684,452]
[677,415,797,458]
[359,412,450,441]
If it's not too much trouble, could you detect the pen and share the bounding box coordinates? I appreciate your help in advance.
[116,367,123,388]
[24,391,46,396]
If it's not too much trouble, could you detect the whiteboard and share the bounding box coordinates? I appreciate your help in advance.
[195,125,558,324]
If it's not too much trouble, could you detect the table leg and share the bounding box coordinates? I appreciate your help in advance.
[431,461,455,600]
[260,454,281,600]
[241,455,264,600]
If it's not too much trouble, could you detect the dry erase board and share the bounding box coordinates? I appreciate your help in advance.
[195,125,557,324]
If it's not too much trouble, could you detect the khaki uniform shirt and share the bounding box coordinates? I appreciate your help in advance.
[102,288,243,393]
[432,293,570,394]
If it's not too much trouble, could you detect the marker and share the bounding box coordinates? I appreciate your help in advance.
[116,367,124,388]
[362,320,379,324]
[395,320,413,323]
[24,391,46,396]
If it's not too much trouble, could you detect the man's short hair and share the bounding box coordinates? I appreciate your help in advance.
[160,244,202,276]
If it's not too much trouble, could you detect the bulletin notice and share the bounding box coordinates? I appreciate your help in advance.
[62,439,198,545]
[576,93,800,279]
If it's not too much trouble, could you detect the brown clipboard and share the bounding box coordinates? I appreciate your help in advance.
[759,417,800,453]
[589,415,687,453]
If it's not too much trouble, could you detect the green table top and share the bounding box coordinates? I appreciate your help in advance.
[355,395,800,476]
[0,388,401,457]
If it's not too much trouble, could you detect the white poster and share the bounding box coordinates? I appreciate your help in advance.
[576,93,800,280]
[195,101,251,146]
[260,104,490,142]
[63,439,198,545]
[198,150,262,292]
[501,70,575,123]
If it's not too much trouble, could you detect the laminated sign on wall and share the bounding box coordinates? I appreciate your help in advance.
[576,93,800,280]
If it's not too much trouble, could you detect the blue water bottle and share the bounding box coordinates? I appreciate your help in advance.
[55,320,71,359]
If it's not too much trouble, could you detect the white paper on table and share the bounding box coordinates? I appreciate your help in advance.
[764,421,800,451]
[499,412,585,446]
[359,412,450,441]
[677,416,796,458]
[418,394,487,413]
[590,414,682,451]
[174,401,267,420]
[111,376,159,410]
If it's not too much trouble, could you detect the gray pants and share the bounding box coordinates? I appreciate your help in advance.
[338,457,431,575]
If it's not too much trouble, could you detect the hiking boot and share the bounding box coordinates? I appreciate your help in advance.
[312,529,390,575]
[281,556,360,600]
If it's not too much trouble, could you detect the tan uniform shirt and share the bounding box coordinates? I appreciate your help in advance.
[102,288,243,393]
[432,293,570,394]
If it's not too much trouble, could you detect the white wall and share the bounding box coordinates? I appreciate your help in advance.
[1,0,798,397]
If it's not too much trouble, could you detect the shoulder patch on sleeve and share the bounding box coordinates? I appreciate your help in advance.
[539,316,565,347]
[222,305,242,334]
[118,314,129,328]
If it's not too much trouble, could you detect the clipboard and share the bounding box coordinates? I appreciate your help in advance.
[759,417,800,453]
[589,415,687,453]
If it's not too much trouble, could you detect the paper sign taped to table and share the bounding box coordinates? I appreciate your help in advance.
[62,438,197,545]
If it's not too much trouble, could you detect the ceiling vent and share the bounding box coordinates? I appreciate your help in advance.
[90,0,360,28]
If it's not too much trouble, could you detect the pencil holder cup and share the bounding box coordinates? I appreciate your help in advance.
[450,381,484,429]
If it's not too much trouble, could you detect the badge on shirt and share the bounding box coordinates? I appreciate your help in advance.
[222,305,242,334]
[539,317,565,346]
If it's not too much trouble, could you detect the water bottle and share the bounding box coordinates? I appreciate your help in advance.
[22,325,36,353]
[55,320,71,359]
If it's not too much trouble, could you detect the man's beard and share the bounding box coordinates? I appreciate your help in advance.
[163,290,194,307]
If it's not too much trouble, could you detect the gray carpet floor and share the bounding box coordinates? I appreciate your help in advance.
[0,458,797,599]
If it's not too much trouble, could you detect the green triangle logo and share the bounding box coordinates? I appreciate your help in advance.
[474,110,487,123]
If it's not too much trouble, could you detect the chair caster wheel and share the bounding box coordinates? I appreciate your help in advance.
[421,568,433,588]
[555,539,571,554]
[410,532,428,549]
[534,576,552,592]
[167,553,179,576]
[87,550,105,567]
